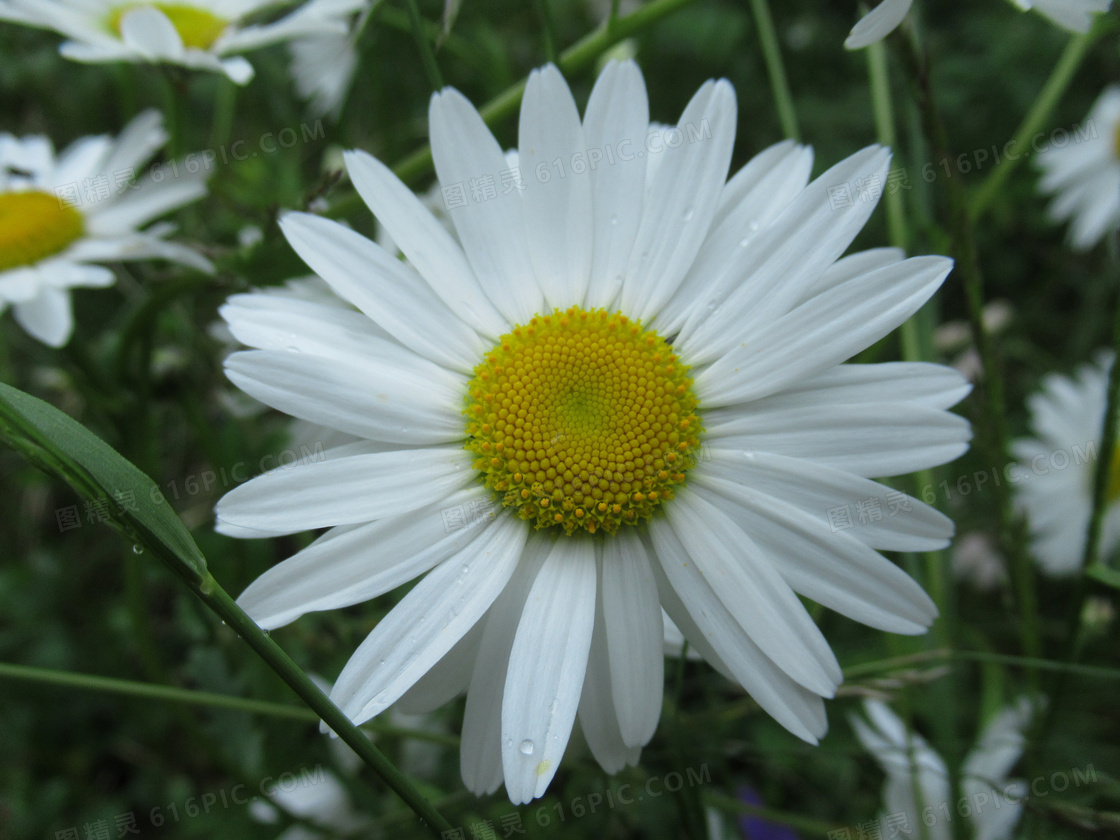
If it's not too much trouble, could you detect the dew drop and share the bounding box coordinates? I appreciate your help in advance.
[749,220,760,231]
[682,205,695,221]
[131,544,144,554]
[609,214,619,226]
[519,739,535,755]
[739,237,750,247]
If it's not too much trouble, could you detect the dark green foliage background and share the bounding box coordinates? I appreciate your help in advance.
[0,1,1118,838]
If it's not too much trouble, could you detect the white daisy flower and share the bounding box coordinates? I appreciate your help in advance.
[0,0,365,85]
[853,698,1032,840]
[1011,0,1112,32]
[1036,86,1120,251]
[1012,353,1117,575]
[845,0,912,50]
[0,110,211,347]
[288,1,375,119]
[216,60,969,804]
[951,532,1007,591]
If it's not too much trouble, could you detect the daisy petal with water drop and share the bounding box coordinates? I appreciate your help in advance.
[217,59,970,804]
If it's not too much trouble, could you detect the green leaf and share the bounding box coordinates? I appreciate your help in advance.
[1086,563,1120,591]
[0,380,207,583]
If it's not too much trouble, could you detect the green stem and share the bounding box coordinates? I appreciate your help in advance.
[403,0,444,92]
[970,26,1105,220]
[900,27,1040,675]
[0,661,463,747]
[747,0,800,141]
[193,576,455,837]
[703,791,844,838]
[328,0,700,215]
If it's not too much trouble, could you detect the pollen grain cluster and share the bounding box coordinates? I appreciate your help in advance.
[465,306,702,535]
[0,191,84,272]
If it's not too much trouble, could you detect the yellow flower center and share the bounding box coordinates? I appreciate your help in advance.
[1114,118,1120,161]
[0,191,85,272]
[464,306,702,535]
[109,3,228,50]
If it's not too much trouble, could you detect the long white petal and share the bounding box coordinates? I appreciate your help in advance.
[502,537,597,804]
[215,447,475,534]
[330,512,528,723]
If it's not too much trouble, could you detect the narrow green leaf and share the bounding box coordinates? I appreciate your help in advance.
[1086,563,1120,591]
[0,380,207,582]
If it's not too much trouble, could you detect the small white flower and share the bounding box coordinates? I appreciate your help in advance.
[288,0,376,120]
[952,532,1007,591]
[217,60,969,804]
[853,698,1033,840]
[1012,353,1118,575]
[0,0,365,85]
[0,110,210,347]
[1011,0,1112,32]
[1036,86,1120,251]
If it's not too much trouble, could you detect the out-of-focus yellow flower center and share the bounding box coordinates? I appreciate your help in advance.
[1113,119,1120,160]
[465,306,702,535]
[0,191,84,272]
[109,3,228,50]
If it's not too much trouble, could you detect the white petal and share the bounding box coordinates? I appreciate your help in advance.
[695,255,953,406]
[118,6,185,57]
[224,349,464,445]
[704,401,971,478]
[577,582,642,773]
[648,520,829,742]
[519,64,593,309]
[582,60,649,311]
[215,447,475,534]
[220,291,392,352]
[459,536,551,795]
[99,109,167,176]
[702,449,953,551]
[395,619,484,715]
[279,212,488,373]
[620,79,737,322]
[694,476,938,634]
[220,56,255,84]
[13,286,73,347]
[330,512,528,723]
[659,488,841,694]
[49,135,112,191]
[764,361,972,411]
[845,0,913,49]
[85,171,208,233]
[502,537,597,804]
[657,140,814,334]
[600,529,663,747]
[235,485,497,629]
[429,87,544,325]
[343,149,508,339]
[677,146,892,364]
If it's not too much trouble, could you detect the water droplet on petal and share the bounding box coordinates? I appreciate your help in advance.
[519,739,535,755]
[132,544,144,554]
[749,220,760,231]
[682,206,694,221]
[609,214,619,226]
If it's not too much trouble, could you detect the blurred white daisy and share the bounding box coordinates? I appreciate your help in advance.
[288,1,375,119]
[1011,0,1112,32]
[853,698,1032,840]
[216,60,969,804]
[951,532,1007,591]
[0,0,364,85]
[846,0,1110,49]
[0,110,211,347]
[1036,85,1120,251]
[1012,353,1117,575]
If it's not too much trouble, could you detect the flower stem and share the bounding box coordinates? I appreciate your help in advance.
[404,0,445,92]
[970,24,1107,220]
[898,28,1041,673]
[747,0,800,141]
[192,574,456,837]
